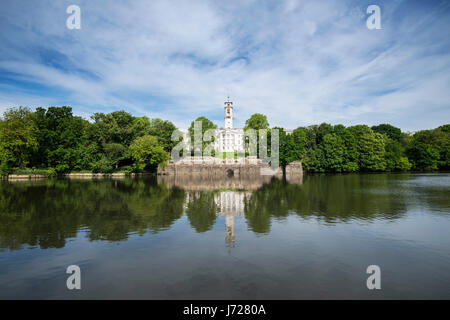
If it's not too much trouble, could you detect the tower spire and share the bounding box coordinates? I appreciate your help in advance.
[224,97,233,129]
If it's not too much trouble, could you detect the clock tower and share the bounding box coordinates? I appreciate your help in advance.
[224,97,233,129]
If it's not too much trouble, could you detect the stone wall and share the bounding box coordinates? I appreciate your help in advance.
[2,172,153,181]
[158,174,277,191]
[284,161,303,184]
[2,174,46,181]
[158,157,303,181]
[63,173,151,179]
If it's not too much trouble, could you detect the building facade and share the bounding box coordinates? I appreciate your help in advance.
[184,98,292,155]
[214,99,245,153]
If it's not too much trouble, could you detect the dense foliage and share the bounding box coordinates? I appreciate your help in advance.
[246,119,448,172]
[244,113,269,131]
[0,106,448,175]
[279,123,449,172]
[188,116,218,156]
[0,107,176,175]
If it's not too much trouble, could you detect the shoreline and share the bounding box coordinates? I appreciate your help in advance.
[2,170,447,182]
[1,172,154,180]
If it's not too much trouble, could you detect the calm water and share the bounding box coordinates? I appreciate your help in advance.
[0,173,449,299]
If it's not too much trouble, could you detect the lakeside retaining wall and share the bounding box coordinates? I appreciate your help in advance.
[157,158,303,183]
[2,172,152,181]
[2,160,303,182]
[2,174,47,180]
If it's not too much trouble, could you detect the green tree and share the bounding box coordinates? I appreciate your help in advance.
[88,110,141,170]
[103,142,127,169]
[397,156,412,171]
[358,131,386,171]
[316,123,334,145]
[291,126,321,172]
[131,116,151,138]
[320,133,344,172]
[407,139,440,170]
[188,116,217,155]
[148,118,177,152]
[372,124,402,141]
[333,124,346,134]
[305,148,325,172]
[244,114,269,158]
[244,113,269,131]
[348,124,372,137]
[91,156,114,173]
[272,127,301,168]
[340,128,359,172]
[91,110,135,146]
[291,127,309,160]
[129,135,169,172]
[382,136,412,171]
[406,127,449,170]
[0,107,38,168]
[31,106,87,172]
[436,125,450,170]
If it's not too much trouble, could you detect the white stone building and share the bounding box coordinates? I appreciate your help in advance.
[214,99,245,153]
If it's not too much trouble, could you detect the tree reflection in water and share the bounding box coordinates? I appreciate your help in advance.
[1,172,443,251]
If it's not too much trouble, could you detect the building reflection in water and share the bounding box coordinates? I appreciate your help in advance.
[215,191,249,247]
[158,173,302,247]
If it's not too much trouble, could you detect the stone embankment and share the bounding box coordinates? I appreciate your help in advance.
[157,157,303,180]
[2,158,303,182]
[2,172,152,180]
[3,174,46,180]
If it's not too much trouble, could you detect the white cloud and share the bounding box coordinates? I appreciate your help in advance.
[0,0,449,131]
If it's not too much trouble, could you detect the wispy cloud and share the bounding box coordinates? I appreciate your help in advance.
[0,0,449,131]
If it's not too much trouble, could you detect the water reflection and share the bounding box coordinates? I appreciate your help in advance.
[0,178,186,249]
[0,173,449,251]
[158,174,280,190]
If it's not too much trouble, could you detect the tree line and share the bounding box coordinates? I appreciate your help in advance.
[0,106,448,176]
[0,106,174,176]
[275,121,449,172]
[224,113,449,173]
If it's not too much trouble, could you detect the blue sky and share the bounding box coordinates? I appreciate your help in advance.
[0,0,449,131]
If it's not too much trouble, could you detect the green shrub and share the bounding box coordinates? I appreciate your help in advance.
[46,168,57,178]
[396,157,412,171]
[343,161,359,172]
[55,164,70,174]
[119,165,134,174]
[91,157,113,173]
[0,161,12,176]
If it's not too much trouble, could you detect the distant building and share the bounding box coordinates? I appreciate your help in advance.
[187,98,293,154]
[214,98,245,153]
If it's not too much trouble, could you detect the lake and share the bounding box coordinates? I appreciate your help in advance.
[0,173,449,299]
